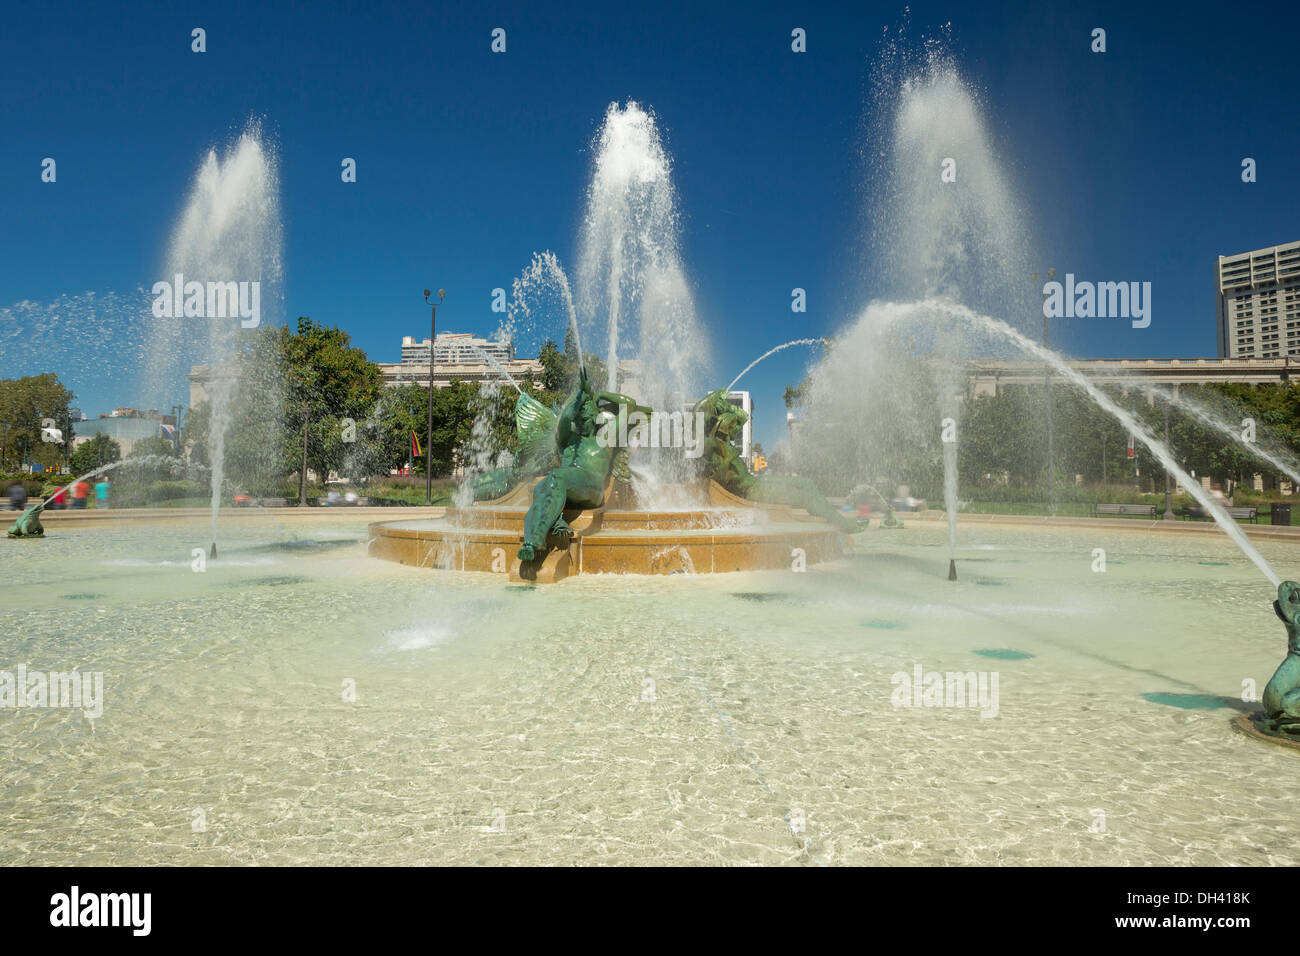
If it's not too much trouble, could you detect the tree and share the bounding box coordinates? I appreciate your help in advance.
[537,339,567,393]
[183,317,383,494]
[282,316,384,489]
[130,436,178,459]
[181,326,289,495]
[70,434,121,475]
[0,372,76,471]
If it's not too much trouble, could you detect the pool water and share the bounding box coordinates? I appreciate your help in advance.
[1,517,1297,865]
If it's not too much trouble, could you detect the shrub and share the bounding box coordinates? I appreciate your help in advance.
[2,477,45,499]
[147,480,204,501]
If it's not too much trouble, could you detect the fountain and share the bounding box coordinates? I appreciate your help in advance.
[726,339,824,392]
[510,251,585,377]
[10,25,1300,871]
[577,101,710,497]
[144,124,283,558]
[369,371,853,582]
[370,103,857,581]
[859,44,1035,582]
[6,460,125,538]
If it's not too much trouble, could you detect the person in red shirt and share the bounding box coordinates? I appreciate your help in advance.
[72,481,90,509]
[49,486,68,510]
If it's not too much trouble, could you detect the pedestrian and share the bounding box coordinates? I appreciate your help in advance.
[94,478,110,510]
[72,480,90,509]
[49,485,67,510]
[7,482,27,511]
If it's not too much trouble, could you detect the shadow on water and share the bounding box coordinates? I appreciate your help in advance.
[974,649,1034,660]
[1142,692,1254,713]
[227,575,309,588]
[234,538,360,554]
[731,592,804,605]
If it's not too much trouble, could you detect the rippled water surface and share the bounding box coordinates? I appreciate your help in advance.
[2,516,1298,865]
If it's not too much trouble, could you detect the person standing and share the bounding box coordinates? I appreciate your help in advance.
[48,485,67,510]
[7,482,27,511]
[94,478,110,510]
[72,480,89,509]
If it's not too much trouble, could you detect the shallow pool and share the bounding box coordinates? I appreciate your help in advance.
[1,516,1296,865]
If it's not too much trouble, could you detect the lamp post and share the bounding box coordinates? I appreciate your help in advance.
[1033,269,1057,513]
[0,421,8,472]
[1163,387,1176,520]
[299,401,309,506]
[423,289,445,506]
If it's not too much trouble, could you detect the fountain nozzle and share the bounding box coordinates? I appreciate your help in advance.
[210,542,217,559]
[948,559,957,581]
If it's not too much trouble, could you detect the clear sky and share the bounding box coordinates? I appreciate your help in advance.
[1,0,1297,450]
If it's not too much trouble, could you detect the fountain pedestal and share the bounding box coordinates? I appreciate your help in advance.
[368,479,848,582]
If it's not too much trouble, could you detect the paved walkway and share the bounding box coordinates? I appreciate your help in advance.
[19,505,449,527]
[900,508,1300,541]
[16,501,1300,542]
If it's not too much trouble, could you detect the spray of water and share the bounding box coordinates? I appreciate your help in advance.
[577,100,709,407]
[575,102,711,506]
[862,40,1036,575]
[510,252,583,377]
[897,298,1282,587]
[0,291,154,398]
[150,124,283,555]
[464,344,524,395]
[727,339,823,392]
[40,460,127,506]
[1134,382,1300,489]
[445,382,509,568]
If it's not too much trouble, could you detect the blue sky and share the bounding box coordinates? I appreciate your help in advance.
[1,0,1297,450]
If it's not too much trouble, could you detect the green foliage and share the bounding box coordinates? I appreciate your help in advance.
[537,339,568,393]
[69,433,121,475]
[282,316,384,486]
[784,339,1300,500]
[2,476,45,498]
[147,480,204,501]
[955,380,1300,494]
[170,317,619,495]
[0,372,76,471]
[130,436,179,460]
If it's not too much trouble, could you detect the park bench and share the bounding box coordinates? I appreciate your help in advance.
[1094,503,1158,518]
[1179,505,1258,523]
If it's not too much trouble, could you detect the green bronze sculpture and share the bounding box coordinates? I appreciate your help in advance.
[1262,580,1300,734]
[694,388,863,534]
[7,501,45,538]
[516,368,650,575]
[466,391,564,501]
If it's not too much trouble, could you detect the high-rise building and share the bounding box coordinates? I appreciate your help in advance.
[1216,241,1300,358]
[400,332,515,366]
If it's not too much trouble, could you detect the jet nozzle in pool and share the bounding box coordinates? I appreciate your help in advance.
[948,559,957,581]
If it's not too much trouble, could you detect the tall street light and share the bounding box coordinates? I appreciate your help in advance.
[1032,269,1056,513]
[1163,386,1177,519]
[423,289,445,506]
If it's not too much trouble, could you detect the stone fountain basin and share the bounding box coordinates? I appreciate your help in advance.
[368,480,847,580]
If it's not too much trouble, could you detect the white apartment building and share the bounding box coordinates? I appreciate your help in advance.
[400,332,515,366]
[1216,241,1300,358]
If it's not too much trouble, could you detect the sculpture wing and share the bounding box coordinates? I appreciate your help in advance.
[514,392,560,474]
